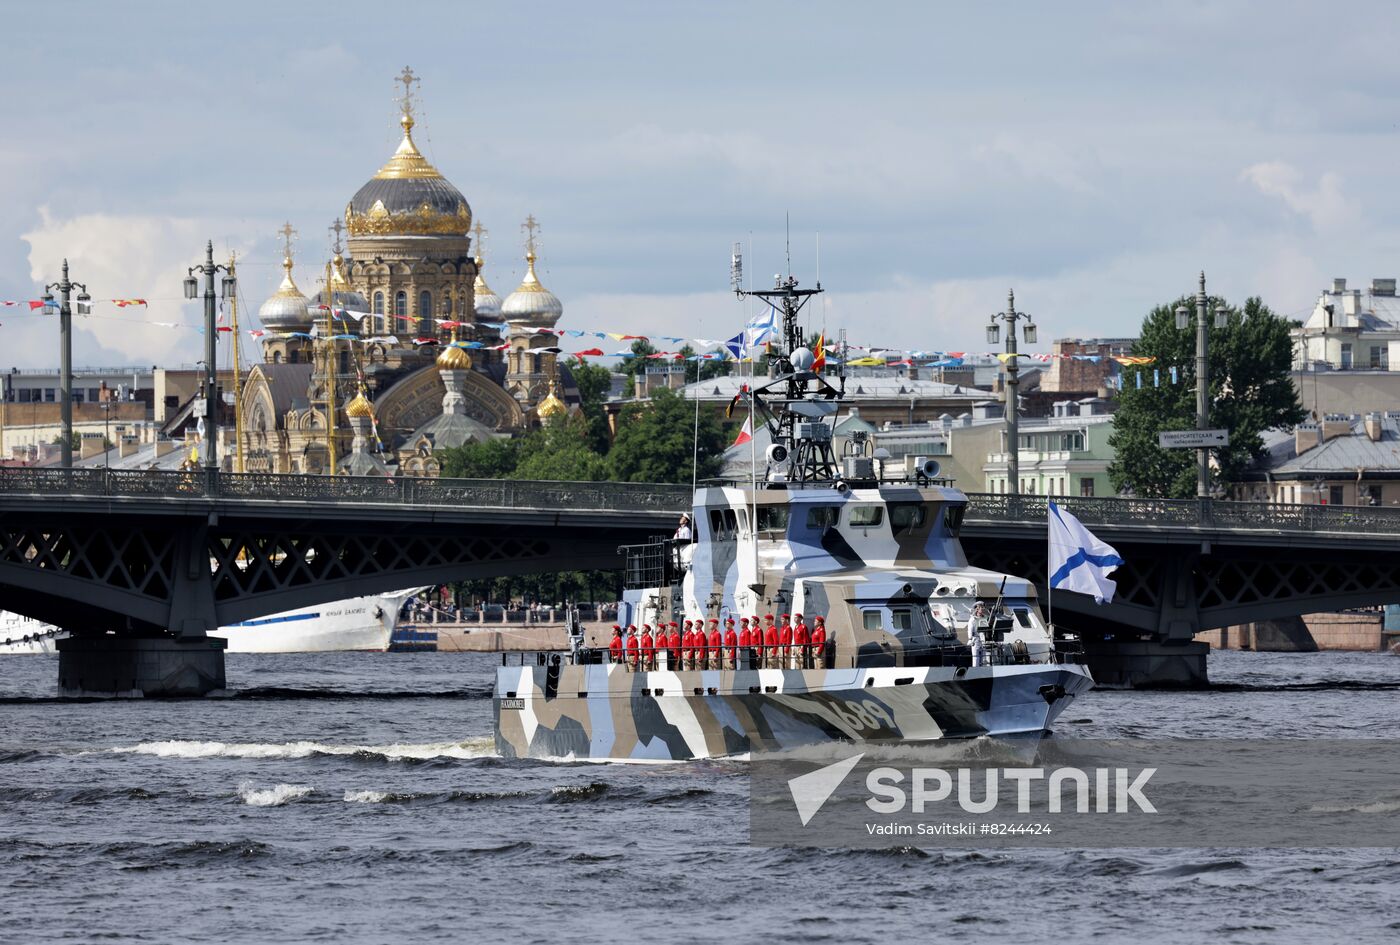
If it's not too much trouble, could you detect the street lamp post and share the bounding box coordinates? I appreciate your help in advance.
[1174,272,1229,499]
[101,401,111,470]
[184,241,235,471]
[41,260,90,468]
[987,289,1038,495]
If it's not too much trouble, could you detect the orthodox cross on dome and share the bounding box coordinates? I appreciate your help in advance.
[278,221,297,261]
[472,220,488,259]
[396,66,420,120]
[329,219,345,256]
[522,214,540,257]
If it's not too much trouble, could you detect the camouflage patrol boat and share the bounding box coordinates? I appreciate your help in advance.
[495,273,1093,761]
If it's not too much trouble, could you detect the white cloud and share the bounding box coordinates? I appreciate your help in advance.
[20,208,257,368]
[1241,161,1353,232]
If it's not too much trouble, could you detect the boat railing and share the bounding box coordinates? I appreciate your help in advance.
[618,537,686,590]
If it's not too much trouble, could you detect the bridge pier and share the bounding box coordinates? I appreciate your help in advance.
[1080,637,1210,690]
[56,634,227,698]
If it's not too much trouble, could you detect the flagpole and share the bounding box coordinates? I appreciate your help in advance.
[750,384,759,613]
[1047,502,1053,637]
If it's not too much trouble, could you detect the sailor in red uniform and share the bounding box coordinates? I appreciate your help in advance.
[695,621,710,670]
[707,619,723,671]
[681,622,695,670]
[778,613,793,669]
[625,625,640,670]
[608,625,623,664]
[793,613,810,669]
[763,615,779,669]
[640,625,655,671]
[667,622,681,670]
[723,617,738,670]
[811,616,827,668]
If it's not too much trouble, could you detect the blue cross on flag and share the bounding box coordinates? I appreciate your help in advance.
[1048,501,1125,604]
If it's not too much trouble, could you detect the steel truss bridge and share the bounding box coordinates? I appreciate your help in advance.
[1,468,1398,646]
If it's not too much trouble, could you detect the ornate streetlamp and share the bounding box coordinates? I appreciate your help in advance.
[987,289,1037,495]
[184,241,236,470]
[1174,272,1229,498]
[41,260,91,468]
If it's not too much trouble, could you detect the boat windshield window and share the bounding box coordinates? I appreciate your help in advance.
[889,503,926,534]
[757,506,790,532]
[806,506,839,528]
[943,505,965,537]
[708,509,736,540]
[849,506,884,527]
[891,608,913,631]
[862,610,883,631]
[1013,607,1033,628]
[724,509,738,532]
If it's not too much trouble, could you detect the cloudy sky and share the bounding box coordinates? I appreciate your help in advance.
[1,1,1396,369]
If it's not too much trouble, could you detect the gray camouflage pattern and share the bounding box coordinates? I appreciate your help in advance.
[495,482,1095,761]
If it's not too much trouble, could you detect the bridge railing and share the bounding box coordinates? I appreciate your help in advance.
[961,493,1400,536]
[7,465,1400,534]
[0,467,693,513]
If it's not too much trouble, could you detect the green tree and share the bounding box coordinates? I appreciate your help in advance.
[513,414,611,481]
[438,437,519,479]
[609,387,724,483]
[1108,295,1304,497]
[570,360,615,454]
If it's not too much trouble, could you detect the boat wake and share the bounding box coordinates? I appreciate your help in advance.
[111,737,498,763]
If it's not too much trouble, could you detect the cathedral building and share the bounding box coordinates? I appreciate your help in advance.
[238,68,574,476]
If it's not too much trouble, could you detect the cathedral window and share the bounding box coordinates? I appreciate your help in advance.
[419,290,432,319]
[395,291,407,319]
[373,291,384,315]
[443,294,453,315]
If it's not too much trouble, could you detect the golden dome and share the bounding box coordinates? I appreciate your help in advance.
[344,71,471,238]
[344,390,374,418]
[538,379,566,419]
[437,343,473,370]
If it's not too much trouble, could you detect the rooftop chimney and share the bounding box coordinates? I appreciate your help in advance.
[1296,423,1321,455]
[1332,278,1347,294]
[1321,416,1352,443]
[1373,279,1397,298]
[1365,412,1384,442]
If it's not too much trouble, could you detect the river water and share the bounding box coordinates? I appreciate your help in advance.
[2,649,1398,944]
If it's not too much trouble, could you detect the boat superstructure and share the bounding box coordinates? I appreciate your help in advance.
[494,271,1093,761]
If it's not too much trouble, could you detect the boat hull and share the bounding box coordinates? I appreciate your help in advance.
[494,662,1094,761]
[210,589,419,653]
[0,588,422,655]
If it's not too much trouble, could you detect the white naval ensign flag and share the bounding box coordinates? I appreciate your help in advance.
[1048,502,1125,605]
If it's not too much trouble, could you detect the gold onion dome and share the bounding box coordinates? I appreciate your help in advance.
[501,251,564,329]
[344,390,375,418]
[436,343,473,370]
[258,253,311,330]
[345,92,471,238]
[538,380,567,419]
[473,256,503,319]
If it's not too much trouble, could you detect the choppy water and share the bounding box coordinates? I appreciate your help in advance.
[3,650,1399,944]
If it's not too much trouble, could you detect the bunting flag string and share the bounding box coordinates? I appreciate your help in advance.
[0,291,1172,371]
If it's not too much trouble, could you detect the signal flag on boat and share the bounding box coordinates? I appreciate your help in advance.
[733,414,753,447]
[1047,502,1124,604]
[812,331,826,373]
